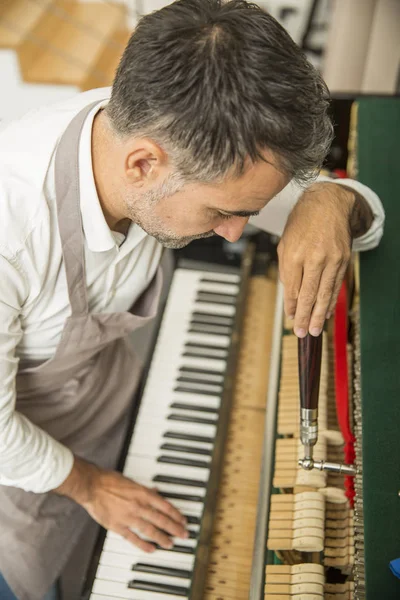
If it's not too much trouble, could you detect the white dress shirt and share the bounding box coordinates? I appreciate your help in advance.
[0,88,385,493]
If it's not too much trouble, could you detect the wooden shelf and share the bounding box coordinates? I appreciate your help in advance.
[18,1,126,87]
[81,27,131,91]
[0,0,54,49]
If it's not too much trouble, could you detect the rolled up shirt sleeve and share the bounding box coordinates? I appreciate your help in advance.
[0,253,74,493]
[250,175,385,252]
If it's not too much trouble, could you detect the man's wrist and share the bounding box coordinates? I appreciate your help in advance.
[52,455,99,506]
[307,182,374,239]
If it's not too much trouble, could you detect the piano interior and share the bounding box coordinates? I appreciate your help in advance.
[83,97,400,600]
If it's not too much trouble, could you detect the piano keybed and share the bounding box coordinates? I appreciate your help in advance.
[203,274,277,599]
[88,265,244,600]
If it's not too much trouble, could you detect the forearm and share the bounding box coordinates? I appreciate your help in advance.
[305,181,374,238]
[250,175,385,251]
[316,177,384,250]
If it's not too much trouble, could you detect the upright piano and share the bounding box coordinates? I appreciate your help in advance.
[81,97,400,600]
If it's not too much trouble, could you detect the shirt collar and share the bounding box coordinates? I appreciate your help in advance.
[79,99,118,253]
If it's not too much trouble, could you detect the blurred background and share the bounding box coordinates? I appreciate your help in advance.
[0,0,399,123]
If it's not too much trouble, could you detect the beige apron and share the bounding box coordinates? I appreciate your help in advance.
[0,101,163,600]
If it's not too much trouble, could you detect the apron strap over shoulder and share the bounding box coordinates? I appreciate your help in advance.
[54,100,104,317]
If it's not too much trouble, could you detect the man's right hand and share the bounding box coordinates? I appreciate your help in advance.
[54,456,188,552]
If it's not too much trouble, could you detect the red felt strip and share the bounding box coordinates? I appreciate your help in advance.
[334,281,355,505]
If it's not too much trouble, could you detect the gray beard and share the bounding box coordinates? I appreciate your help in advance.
[152,230,216,249]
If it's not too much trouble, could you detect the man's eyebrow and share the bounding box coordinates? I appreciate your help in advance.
[217,209,261,217]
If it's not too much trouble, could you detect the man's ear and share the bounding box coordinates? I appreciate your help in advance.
[125,139,167,187]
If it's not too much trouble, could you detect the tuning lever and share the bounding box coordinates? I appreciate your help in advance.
[298,333,323,460]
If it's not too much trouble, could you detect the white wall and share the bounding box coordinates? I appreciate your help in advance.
[0,49,78,124]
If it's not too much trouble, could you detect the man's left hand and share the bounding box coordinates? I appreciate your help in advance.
[278,182,357,338]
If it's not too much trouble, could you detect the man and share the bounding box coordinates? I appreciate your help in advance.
[0,1,384,599]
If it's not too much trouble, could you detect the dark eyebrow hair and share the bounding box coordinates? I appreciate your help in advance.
[218,209,261,218]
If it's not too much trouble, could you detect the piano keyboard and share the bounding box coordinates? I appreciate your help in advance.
[89,266,242,600]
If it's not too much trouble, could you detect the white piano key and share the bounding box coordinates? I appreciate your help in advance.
[168,392,221,409]
[128,438,214,457]
[103,537,195,567]
[136,406,219,425]
[124,456,210,482]
[125,478,207,497]
[90,595,121,600]
[182,348,228,361]
[196,282,239,295]
[96,564,192,588]
[178,356,226,373]
[192,301,236,317]
[141,391,221,408]
[186,332,231,347]
[107,531,197,550]
[138,398,220,417]
[127,445,213,463]
[196,270,240,283]
[172,382,223,395]
[128,420,217,442]
[92,579,188,600]
[99,550,191,572]
[168,408,219,421]
[177,370,225,384]
[151,449,212,464]
[159,498,203,515]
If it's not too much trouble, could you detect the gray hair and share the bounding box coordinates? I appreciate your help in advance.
[107,0,334,185]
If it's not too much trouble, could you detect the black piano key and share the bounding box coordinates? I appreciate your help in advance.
[164,431,214,443]
[192,311,234,325]
[197,288,237,298]
[176,376,222,387]
[128,579,189,595]
[189,323,232,336]
[199,276,239,286]
[160,442,212,456]
[185,342,225,351]
[183,343,228,359]
[168,413,217,424]
[153,474,207,488]
[180,365,224,376]
[170,402,218,414]
[132,563,191,579]
[154,544,194,554]
[159,491,203,502]
[158,455,210,469]
[178,373,223,384]
[196,292,236,305]
[174,386,222,397]
[183,514,200,525]
[183,351,226,360]
[176,373,223,387]
[187,529,197,539]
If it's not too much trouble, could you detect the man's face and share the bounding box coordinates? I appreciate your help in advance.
[123,154,289,249]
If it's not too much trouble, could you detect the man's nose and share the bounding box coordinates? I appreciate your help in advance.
[214,217,249,243]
